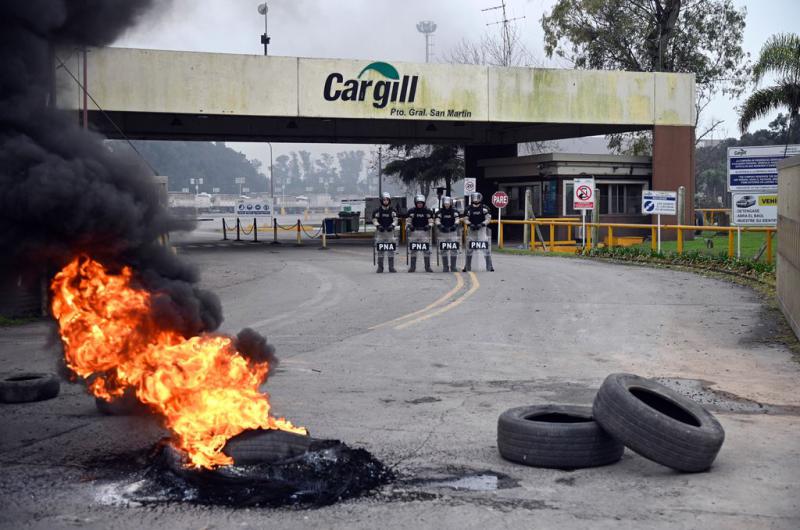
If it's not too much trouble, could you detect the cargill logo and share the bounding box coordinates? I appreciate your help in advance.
[323,62,419,109]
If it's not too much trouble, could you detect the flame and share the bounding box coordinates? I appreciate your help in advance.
[50,256,306,469]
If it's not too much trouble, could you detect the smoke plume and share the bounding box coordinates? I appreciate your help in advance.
[0,0,224,337]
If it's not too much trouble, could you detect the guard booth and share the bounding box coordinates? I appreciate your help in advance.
[478,153,653,244]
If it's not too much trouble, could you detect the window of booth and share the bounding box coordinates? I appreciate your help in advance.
[563,180,648,216]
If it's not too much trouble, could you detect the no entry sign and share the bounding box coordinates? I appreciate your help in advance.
[573,177,595,210]
[491,191,509,208]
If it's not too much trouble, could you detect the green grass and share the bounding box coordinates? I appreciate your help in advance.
[631,229,776,262]
[0,315,39,326]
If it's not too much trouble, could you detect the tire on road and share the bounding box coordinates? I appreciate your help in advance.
[0,372,60,403]
[95,388,150,416]
[592,373,725,473]
[497,404,624,469]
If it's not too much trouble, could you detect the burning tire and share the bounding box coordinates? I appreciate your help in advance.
[497,405,624,469]
[0,372,60,403]
[592,373,725,472]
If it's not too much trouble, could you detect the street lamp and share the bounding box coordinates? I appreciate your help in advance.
[266,141,273,201]
[257,3,270,55]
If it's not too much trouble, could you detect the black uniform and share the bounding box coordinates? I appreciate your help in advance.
[406,206,434,231]
[463,203,494,272]
[435,206,460,232]
[406,206,433,272]
[372,206,397,231]
[465,204,490,228]
[372,206,397,273]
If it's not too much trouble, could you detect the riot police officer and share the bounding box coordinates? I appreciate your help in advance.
[463,192,495,272]
[372,192,397,273]
[435,196,460,272]
[406,194,434,272]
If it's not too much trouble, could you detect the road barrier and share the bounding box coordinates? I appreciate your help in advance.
[222,218,327,245]
[494,219,777,264]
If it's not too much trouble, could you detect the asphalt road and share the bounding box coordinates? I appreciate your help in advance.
[1,239,799,529]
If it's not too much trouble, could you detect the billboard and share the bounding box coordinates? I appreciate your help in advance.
[727,145,800,191]
[731,193,777,226]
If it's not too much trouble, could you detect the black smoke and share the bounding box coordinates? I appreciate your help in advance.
[0,1,224,338]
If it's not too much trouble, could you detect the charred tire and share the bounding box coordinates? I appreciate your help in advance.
[0,372,60,403]
[497,405,624,469]
[592,373,725,473]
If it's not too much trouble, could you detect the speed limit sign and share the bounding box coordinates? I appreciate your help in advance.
[464,178,477,194]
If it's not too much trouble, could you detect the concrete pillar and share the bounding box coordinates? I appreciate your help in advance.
[652,126,694,239]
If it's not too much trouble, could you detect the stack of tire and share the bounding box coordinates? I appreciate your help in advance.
[497,373,725,473]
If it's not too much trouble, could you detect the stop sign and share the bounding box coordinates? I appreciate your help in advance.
[492,191,509,208]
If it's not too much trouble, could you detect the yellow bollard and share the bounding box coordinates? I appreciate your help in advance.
[728,230,734,258]
[767,230,773,265]
[499,221,504,249]
[587,223,592,248]
[651,226,657,252]
[529,221,535,251]
[677,227,683,254]
[608,226,614,248]
[549,223,555,252]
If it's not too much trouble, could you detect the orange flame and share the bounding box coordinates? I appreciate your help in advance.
[50,256,306,469]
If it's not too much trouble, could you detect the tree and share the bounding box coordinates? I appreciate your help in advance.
[446,24,535,67]
[542,0,750,151]
[381,145,464,199]
[738,33,800,154]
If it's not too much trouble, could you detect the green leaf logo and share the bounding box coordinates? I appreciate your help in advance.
[357,62,400,80]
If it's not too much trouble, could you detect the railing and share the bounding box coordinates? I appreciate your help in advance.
[695,208,731,226]
[494,219,777,264]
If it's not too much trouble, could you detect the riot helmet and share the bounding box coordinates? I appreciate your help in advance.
[470,192,482,206]
[414,194,425,208]
[380,192,391,206]
[442,196,453,208]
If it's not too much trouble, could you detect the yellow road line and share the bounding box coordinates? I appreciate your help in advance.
[369,272,465,330]
[394,272,480,330]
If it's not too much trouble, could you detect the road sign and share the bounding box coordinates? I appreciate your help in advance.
[727,144,799,191]
[573,177,595,210]
[234,177,246,184]
[642,190,677,215]
[491,191,509,208]
[732,193,777,226]
[236,198,271,218]
[464,178,477,194]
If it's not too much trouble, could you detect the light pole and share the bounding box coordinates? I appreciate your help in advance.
[257,3,270,55]
[266,141,273,199]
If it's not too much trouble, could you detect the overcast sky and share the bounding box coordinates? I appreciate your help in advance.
[115,0,800,166]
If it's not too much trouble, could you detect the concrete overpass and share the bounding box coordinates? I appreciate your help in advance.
[56,47,697,222]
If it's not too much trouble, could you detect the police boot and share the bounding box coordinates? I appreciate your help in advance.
[463,255,472,272]
[376,257,384,273]
[388,257,397,273]
[424,256,433,272]
[485,255,495,272]
[408,256,417,273]
[442,257,450,273]
[450,255,458,272]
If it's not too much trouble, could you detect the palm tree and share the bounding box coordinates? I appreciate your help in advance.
[739,33,800,155]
